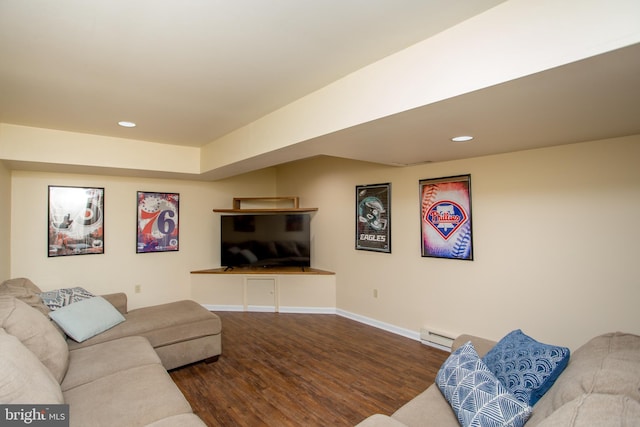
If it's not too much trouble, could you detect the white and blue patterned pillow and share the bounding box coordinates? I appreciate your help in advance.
[483,329,570,406]
[436,341,532,427]
[39,287,95,310]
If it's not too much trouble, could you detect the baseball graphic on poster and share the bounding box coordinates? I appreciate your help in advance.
[420,176,472,260]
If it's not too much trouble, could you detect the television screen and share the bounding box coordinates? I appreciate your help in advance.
[221,214,311,268]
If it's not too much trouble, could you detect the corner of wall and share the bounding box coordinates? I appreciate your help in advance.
[0,161,11,280]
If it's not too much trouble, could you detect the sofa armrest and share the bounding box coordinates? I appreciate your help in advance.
[452,334,496,357]
[101,292,128,314]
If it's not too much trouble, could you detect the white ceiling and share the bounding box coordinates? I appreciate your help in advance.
[0,1,506,145]
[1,0,639,178]
[312,44,640,166]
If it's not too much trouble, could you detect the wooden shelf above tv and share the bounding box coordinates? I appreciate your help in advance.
[213,197,318,213]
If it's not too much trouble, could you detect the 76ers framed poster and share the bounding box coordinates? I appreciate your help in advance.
[137,192,179,253]
[356,183,391,253]
[420,175,473,260]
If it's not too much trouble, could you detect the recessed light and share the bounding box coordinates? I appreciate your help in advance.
[451,135,473,142]
[118,121,136,128]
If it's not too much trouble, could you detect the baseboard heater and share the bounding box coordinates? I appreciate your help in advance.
[420,328,455,352]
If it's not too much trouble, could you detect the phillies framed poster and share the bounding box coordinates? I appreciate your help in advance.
[137,191,179,253]
[356,183,391,253]
[48,186,105,257]
[419,175,473,260]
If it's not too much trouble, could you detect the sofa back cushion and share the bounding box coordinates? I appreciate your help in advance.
[0,278,70,338]
[527,332,640,426]
[0,277,50,316]
[534,393,640,427]
[0,328,64,404]
[0,296,70,383]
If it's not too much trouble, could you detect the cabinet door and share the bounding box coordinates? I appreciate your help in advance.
[245,277,276,312]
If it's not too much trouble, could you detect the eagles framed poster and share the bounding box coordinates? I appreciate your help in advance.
[420,175,473,260]
[136,191,179,253]
[356,183,391,253]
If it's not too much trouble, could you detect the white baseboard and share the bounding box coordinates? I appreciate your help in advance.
[336,309,421,342]
[201,304,244,311]
[200,304,419,342]
[278,306,336,314]
[201,304,335,314]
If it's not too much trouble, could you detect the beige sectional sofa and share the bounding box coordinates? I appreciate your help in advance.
[357,331,640,426]
[0,277,222,426]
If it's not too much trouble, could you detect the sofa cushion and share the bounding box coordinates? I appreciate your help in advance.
[535,394,640,427]
[0,295,69,383]
[49,296,125,342]
[63,364,194,427]
[149,334,219,371]
[67,299,221,350]
[355,413,409,427]
[61,336,161,391]
[101,292,128,314]
[483,329,570,406]
[391,385,460,426]
[436,341,532,427]
[39,286,95,310]
[144,413,208,427]
[0,328,64,404]
[0,277,50,316]
[527,332,640,425]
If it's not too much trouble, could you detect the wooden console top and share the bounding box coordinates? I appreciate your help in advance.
[190,267,334,275]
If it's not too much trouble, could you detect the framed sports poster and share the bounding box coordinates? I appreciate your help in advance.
[137,192,179,253]
[420,175,473,260]
[48,186,105,257]
[356,183,391,253]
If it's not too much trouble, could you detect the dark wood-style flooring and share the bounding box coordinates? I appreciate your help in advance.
[170,312,449,427]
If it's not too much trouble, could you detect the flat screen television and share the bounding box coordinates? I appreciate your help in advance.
[220,214,311,269]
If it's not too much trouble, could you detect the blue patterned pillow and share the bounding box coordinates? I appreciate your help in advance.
[483,329,570,406]
[39,287,95,310]
[436,341,532,427]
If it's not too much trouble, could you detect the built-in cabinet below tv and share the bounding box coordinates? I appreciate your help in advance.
[199,196,332,312]
[190,267,336,313]
[200,196,331,312]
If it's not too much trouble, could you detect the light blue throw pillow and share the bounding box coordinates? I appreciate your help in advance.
[49,296,125,342]
[483,329,570,406]
[436,341,532,427]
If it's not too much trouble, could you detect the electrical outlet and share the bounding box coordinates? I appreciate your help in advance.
[373,289,378,298]
[135,284,141,293]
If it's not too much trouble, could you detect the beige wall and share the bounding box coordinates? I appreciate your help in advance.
[5,134,640,350]
[275,135,640,350]
[0,161,11,281]
[0,124,200,175]
[9,168,276,309]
